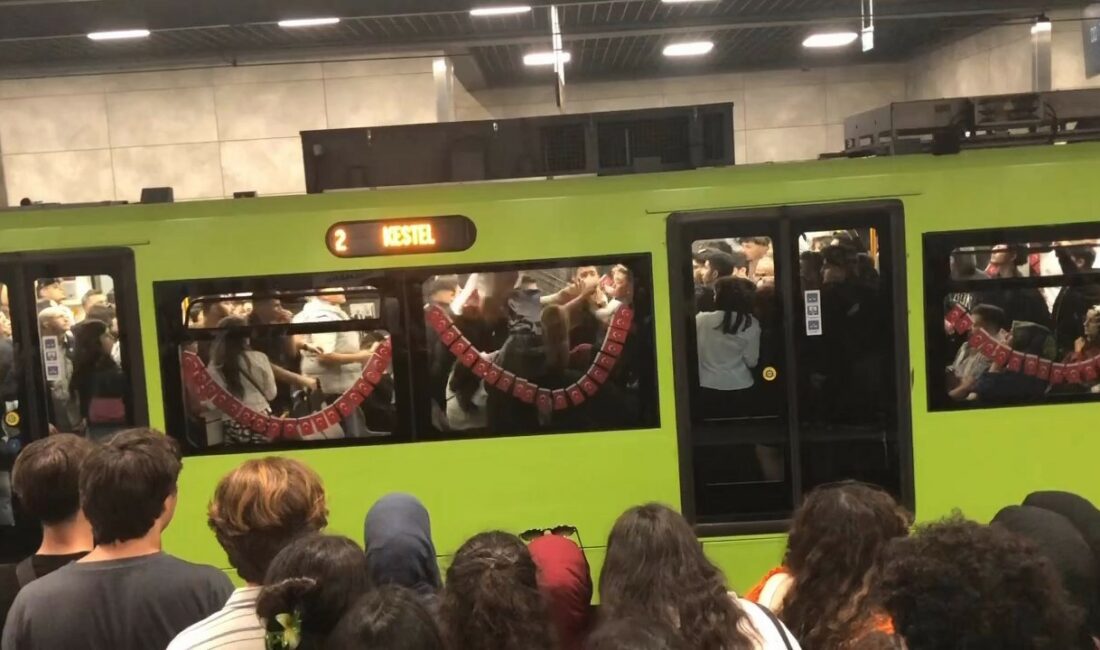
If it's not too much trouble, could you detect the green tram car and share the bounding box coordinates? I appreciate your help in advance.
[1,143,1097,589]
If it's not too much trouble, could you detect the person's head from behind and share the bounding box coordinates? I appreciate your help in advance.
[82,289,106,312]
[528,534,593,650]
[441,531,555,650]
[585,617,688,650]
[700,251,735,286]
[821,245,851,284]
[13,434,95,528]
[951,252,980,279]
[257,533,371,648]
[208,457,328,585]
[993,505,1099,647]
[80,428,182,545]
[1067,246,1097,272]
[712,276,756,334]
[38,306,70,336]
[781,482,912,648]
[738,236,771,262]
[327,586,445,650]
[363,493,441,596]
[427,276,460,307]
[877,515,1082,650]
[37,278,64,303]
[85,303,118,335]
[201,300,232,328]
[72,318,114,368]
[601,503,750,650]
[317,289,347,306]
[1008,322,1051,356]
[210,316,252,397]
[971,304,1007,338]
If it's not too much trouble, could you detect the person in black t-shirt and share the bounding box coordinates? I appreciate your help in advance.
[0,434,95,629]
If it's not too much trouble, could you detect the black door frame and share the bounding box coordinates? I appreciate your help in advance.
[667,200,913,537]
[0,247,148,439]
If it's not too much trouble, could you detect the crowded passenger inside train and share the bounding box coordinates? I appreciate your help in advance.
[1,428,1096,650]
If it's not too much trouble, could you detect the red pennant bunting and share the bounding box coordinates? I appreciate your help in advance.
[607,327,628,344]
[376,339,392,361]
[460,349,478,368]
[945,304,965,325]
[449,337,471,356]
[250,414,270,434]
[1007,352,1024,373]
[611,306,634,331]
[426,307,450,333]
[595,353,617,371]
[1023,354,1039,376]
[299,418,316,437]
[1051,364,1066,385]
[366,355,387,374]
[969,329,988,350]
[472,359,491,378]
[496,371,515,393]
[1068,364,1083,385]
[580,377,599,396]
[336,395,356,416]
[1084,360,1099,383]
[552,389,568,410]
[993,346,1010,367]
[353,378,376,398]
[536,389,553,413]
[1038,359,1052,381]
[282,419,301,440]
[311,412,329,432]
[955,313,973,335]
[265,419,282,441]
[513,380,536,404]
[440,327,460,346]
[484,365,502,386]
[324,407,341,426]
[589,366,609,384]
[236,407,258,429]
[603,341,624,357]
[366,370,383,385]
[346,390,366,406]
[199,381,220,400]
[567,384,586,405]
[980,341,997,359]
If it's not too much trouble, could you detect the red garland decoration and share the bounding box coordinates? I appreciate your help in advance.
[180,338,393,441]
[425,303,633,412]
[946,303,1100,387]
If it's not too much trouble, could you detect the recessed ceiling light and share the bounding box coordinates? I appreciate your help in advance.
[523,51,571,66]
[278,17,341,28]
[470,5,532,16]
[803,32,860,48]
[663,41,714,57]
[87,29,150,41]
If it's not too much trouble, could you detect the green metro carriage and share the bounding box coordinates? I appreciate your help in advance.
[0,142,1098,590]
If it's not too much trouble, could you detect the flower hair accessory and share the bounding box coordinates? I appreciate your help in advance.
[265,609,302,650]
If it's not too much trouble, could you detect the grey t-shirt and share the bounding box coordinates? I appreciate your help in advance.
[2,552,233,650]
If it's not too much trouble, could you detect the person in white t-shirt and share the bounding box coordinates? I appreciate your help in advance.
[600,503,800,650]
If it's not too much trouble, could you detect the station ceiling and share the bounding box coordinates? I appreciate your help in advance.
[0,0,1093,84]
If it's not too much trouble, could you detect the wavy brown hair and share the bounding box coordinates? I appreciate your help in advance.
[599,503,753,650]
[208,457,329,583]
[780,482,911,650]
[440,531,556,650]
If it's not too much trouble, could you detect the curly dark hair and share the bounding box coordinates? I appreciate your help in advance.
[780,482,911,650]
[585,617,688,650]
[599,504,753,650]
[876,515,1085,650]
[440,531,556,650]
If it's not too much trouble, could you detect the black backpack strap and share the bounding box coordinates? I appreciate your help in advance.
[14,557,36,589]
[750,601,794,650]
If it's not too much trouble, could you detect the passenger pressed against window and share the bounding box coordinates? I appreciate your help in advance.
[941,239,1100,405]
[34,276,130,442]
[423,259,655,436]
[179,285,395,447]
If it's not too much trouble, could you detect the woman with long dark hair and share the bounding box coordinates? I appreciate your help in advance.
[747,482,911,650]
[209,315,277,445]
[695,276,760,419]
[600,504,799,650]
[440,531,556,650]
[69,318,128,441]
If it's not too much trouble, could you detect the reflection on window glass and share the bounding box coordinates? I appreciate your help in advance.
[942,240,1100,405]
[179,286,395,448]
[35,275,130,442]
[424,259,655,436]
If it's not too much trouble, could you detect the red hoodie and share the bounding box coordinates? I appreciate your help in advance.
[528,535,594,650]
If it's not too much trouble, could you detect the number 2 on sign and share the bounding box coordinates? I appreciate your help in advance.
[333,228,349,253]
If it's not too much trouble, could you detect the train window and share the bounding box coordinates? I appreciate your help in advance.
[417,256,658,438]
[34,275,134,441]
[670,204,911,532]
[926,227,1100,410]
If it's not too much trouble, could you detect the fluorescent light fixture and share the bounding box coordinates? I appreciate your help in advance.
[470,5,532,16]
[803,31,859,48]
[1031,18,1052,34]
[1054,140,1069,145]
[278,17,340,28]
[87,29,150,41]
[663,41,714,57]
[523,51,571,66]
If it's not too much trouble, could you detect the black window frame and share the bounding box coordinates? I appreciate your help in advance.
[154,252,661,456]
[924,220,1100,412]
[668,200,914,536]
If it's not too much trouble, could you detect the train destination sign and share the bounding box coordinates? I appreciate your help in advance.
[326,215,476,257]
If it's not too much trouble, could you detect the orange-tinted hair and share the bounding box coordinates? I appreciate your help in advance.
[208,456,328,583]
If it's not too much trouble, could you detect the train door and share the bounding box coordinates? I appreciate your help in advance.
[0,248,146,560]
[668,201,912,534]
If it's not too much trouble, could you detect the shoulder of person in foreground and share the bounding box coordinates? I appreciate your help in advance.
[0,562,78,650]
[158,554,235,600]
[735,597,803,650]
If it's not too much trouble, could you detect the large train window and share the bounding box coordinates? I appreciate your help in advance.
[925,223,1100,411]
[414,256,658,439]
[155,256,658,455]
[669,202,912,532]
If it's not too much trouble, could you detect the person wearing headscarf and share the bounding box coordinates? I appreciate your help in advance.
[992,505,1099,649]
[527,534,594,650]
[363,493,442,602]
